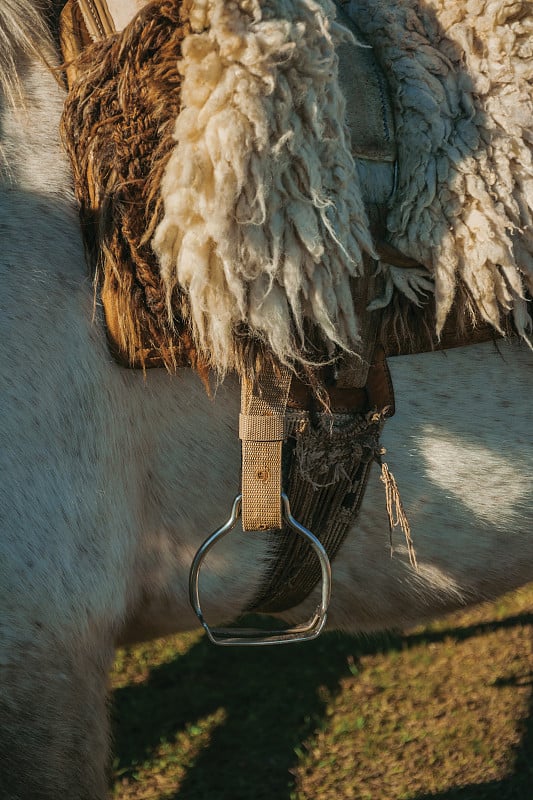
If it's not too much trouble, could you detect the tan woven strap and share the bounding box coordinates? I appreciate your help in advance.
[240,363,292,531]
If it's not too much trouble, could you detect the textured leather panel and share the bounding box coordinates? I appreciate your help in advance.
[336,4,396,162]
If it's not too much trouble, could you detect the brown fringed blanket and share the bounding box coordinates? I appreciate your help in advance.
[62,0,201,370]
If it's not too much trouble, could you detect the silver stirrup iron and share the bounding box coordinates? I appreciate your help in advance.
[189,494,332,646]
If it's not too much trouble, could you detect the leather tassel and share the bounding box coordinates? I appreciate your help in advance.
[380,459,418,570]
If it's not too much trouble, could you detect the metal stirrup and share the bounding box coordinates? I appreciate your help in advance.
[189,494,332,646]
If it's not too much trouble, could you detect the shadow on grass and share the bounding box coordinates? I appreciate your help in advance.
[414,670,533,800]
[112,625,383,799]
[112,612,533,800]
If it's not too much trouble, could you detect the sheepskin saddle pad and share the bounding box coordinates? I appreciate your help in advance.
[61,0,533,381]
[61,0,397,378]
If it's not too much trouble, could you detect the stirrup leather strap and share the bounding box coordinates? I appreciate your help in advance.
[239,365,292,531]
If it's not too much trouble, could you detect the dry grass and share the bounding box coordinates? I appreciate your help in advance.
[111,584,533,800]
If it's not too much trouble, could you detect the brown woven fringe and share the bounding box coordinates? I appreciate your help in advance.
[61,0,207,372]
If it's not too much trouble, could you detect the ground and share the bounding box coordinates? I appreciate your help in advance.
[111,584,533,800]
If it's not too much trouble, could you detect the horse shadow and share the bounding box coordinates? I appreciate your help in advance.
[111,611,533,800]
[111,624,379,798]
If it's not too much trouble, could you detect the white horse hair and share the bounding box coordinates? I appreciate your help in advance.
[0,1,532,797]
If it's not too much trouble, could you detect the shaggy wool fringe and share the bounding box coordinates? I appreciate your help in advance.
[153,0,374,373]
[350,0,533,341]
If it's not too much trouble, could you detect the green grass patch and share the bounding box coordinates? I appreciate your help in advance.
[111,585,533,799]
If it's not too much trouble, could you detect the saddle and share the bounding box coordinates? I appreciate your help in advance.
[58,0,500,638]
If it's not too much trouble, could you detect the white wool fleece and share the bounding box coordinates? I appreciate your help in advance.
[350,0,533,341]
[153,0,374,372]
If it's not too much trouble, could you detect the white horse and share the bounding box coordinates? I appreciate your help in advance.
[1,0,532,797]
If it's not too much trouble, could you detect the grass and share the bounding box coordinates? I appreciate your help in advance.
[110,584,533,800]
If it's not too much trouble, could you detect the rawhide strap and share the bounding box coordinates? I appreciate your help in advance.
[77,0,115,37]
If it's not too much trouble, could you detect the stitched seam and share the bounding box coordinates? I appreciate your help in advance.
[84,0,106,37]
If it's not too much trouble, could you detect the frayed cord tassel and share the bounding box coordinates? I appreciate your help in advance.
[379,458,418,571]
